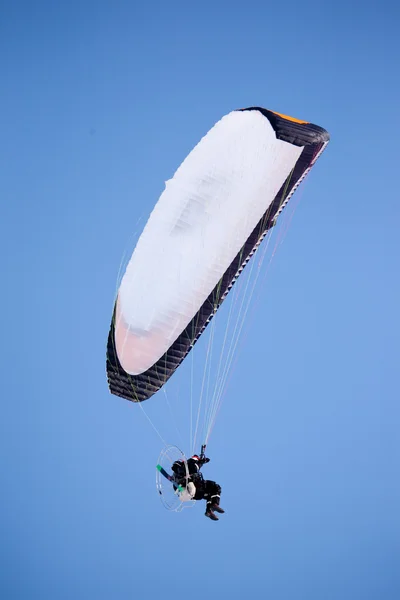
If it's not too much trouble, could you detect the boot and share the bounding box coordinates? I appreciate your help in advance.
[210,496,225,514]
[205,503,219,521]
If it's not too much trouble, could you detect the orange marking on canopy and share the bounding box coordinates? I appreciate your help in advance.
[271,110,309,124]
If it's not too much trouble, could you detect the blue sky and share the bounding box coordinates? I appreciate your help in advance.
[1,1,400,598]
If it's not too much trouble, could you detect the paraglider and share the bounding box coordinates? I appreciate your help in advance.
[106,106,329,515]
[171,446,224,521]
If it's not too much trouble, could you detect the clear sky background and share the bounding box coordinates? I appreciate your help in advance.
[1,1,400,598]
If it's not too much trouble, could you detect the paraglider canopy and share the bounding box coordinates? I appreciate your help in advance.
[106,107,329,403]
